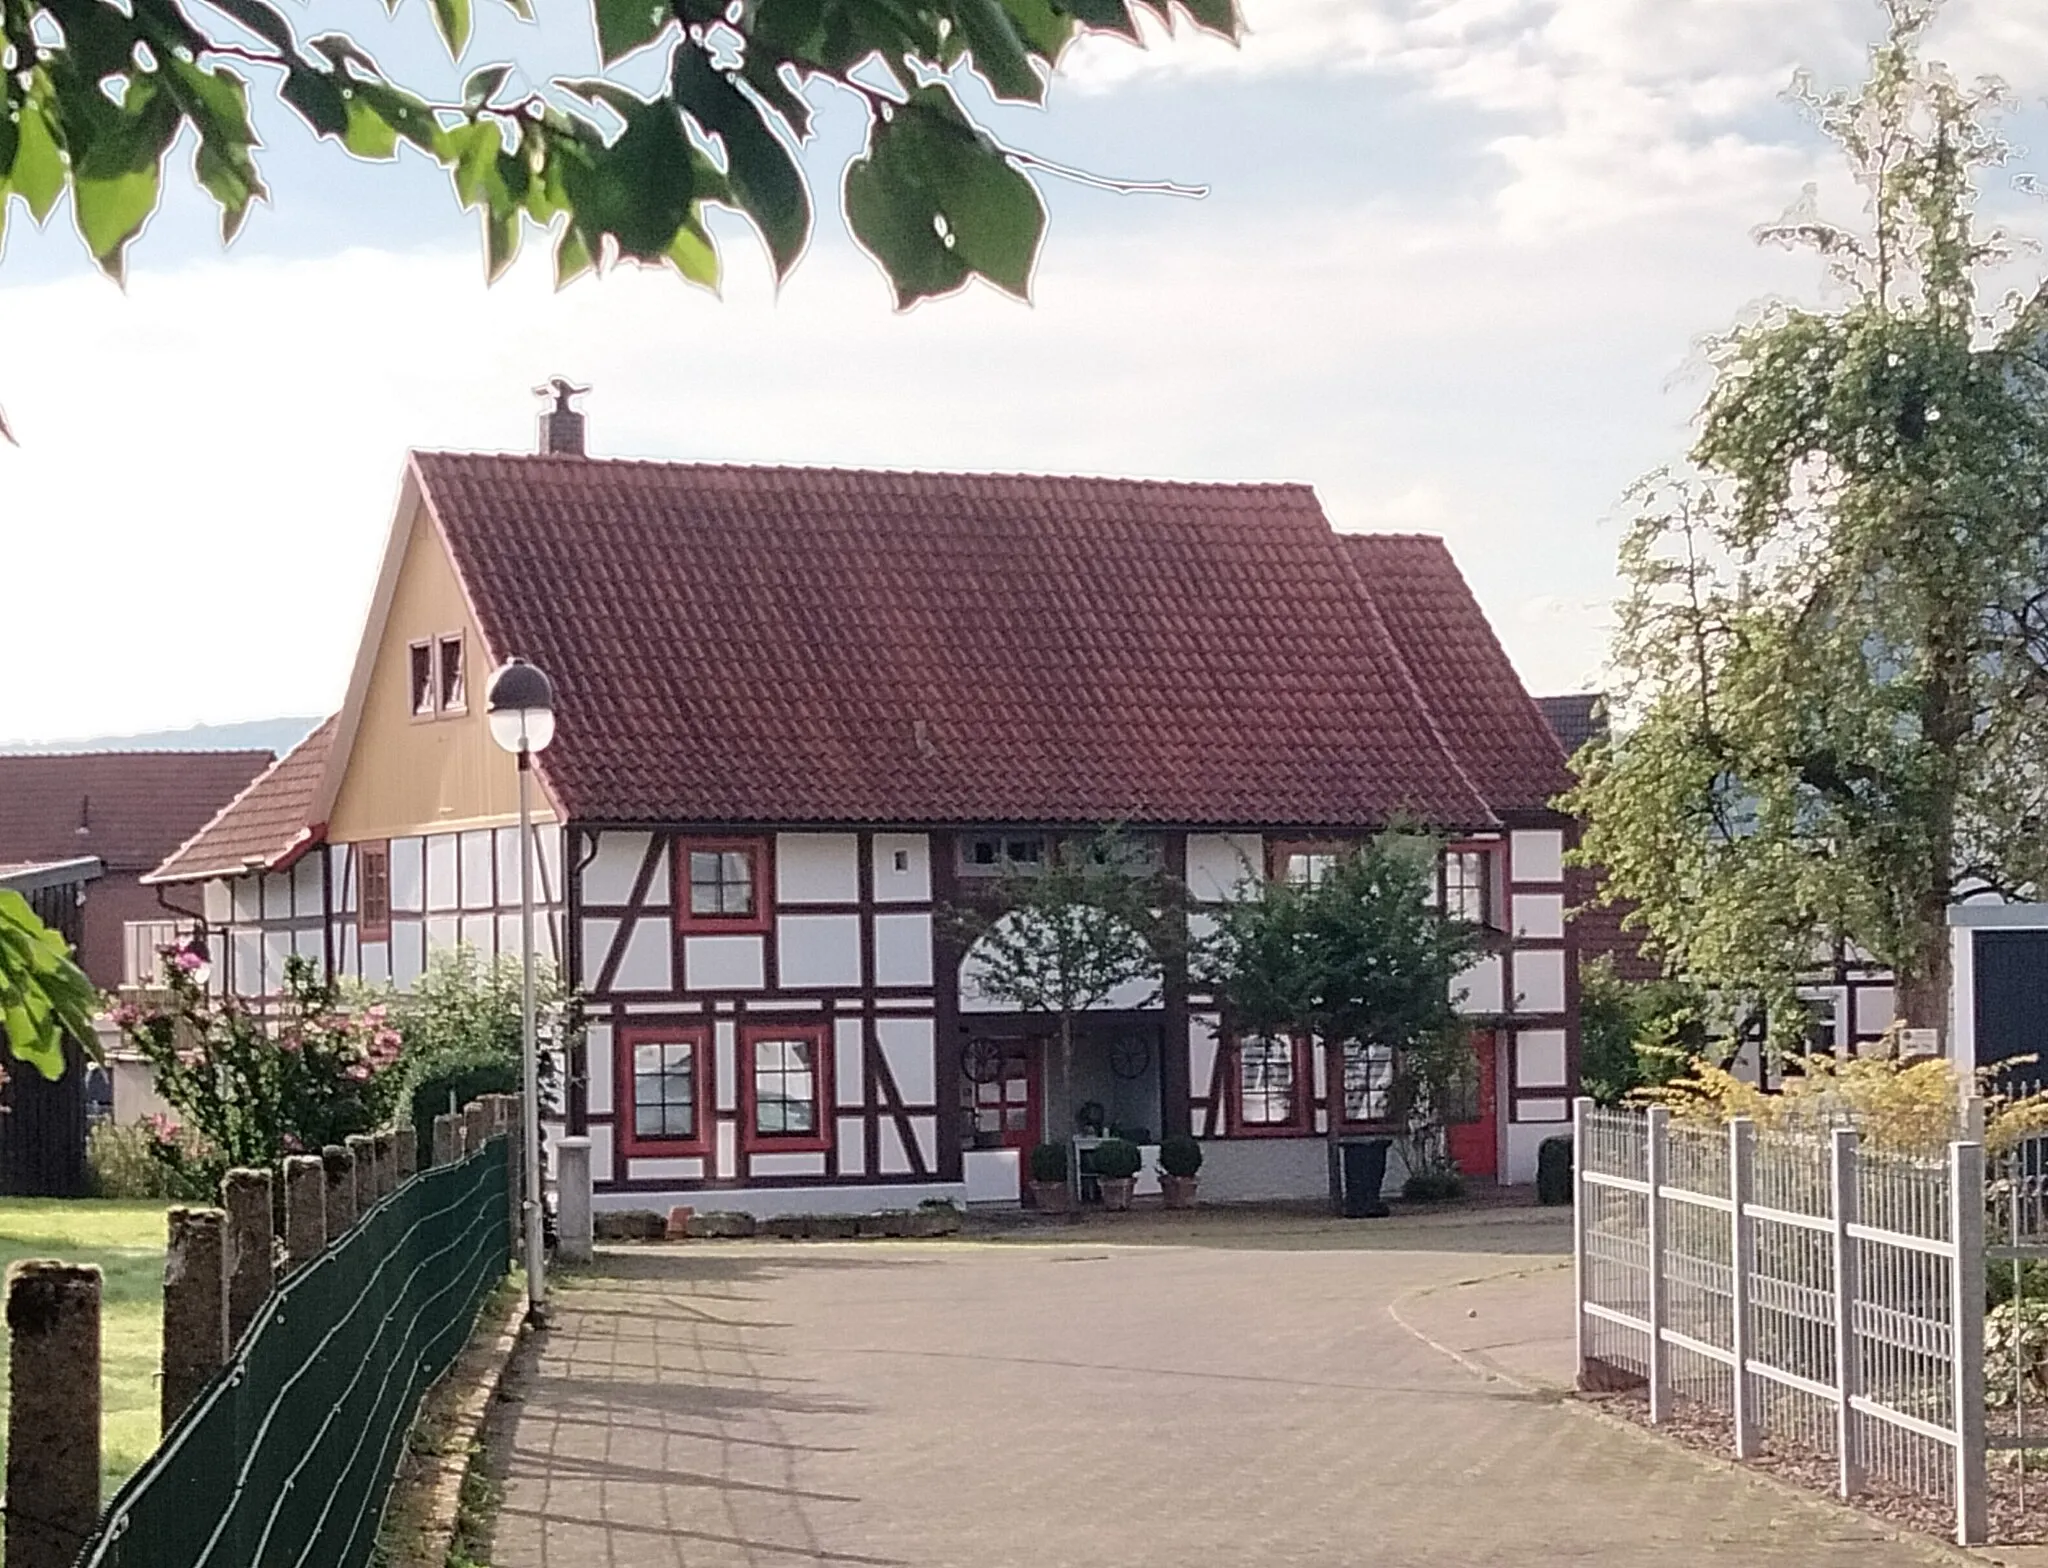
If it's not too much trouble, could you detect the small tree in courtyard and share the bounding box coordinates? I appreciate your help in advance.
[1199,835,1480,1181]
[948,830,1184,1141]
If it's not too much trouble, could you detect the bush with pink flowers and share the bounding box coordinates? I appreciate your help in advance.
[117,945,400,1195]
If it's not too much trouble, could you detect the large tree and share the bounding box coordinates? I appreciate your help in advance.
[0,0,1236,293]
[1569,0,2048,1048]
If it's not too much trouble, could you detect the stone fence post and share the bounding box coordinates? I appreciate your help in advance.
[322,1144,357,1237]
[373,1132,397,1199]
[4,1263,101,1568]
[491,1094,523,1260]
[283,1154,327,1271]
[432,1112,462,1168]
[160,1208,227,1430]
[345,1134,376,1215]
[394,1125,418,1182]
[222,1167,274,1348]
[557,1137,592,1265]
[462,1100,490,1157]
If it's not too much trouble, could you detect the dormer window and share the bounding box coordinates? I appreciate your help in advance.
[409,633,469,719]
[438,636,466,712]
[409,642,435,717]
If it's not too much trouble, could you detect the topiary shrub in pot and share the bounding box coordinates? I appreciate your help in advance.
[1537,1134,1573,1206]
[1092,1137,1142,1211]
[1401,1165,1466,1202]
[1028,1141,1072,1214]
[1157,1133,1203,1209]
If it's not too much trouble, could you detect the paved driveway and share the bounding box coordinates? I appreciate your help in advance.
[487,1210,1958,1567]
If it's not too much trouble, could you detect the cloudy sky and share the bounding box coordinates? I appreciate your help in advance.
[4,0,2047,743]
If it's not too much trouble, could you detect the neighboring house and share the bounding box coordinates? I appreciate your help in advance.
[148,437,1581,1210]
[0,856,102,1195]
[0,750,274,990]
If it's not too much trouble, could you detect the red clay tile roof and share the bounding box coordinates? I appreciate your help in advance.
[0,751,273,873]
[414,454,1517,830]
[145,720,336,884]
[1337,535,1573,817]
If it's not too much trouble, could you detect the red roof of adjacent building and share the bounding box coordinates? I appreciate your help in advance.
[0,751,273,874]
[411,453,1562,831]
[144,721,335,884]
[1338,535,1573,817]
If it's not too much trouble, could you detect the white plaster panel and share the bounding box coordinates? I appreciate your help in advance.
[495,829,524,909]
[775,834,859,904]
[1856,984,1898,1037]
[497,914,523,958]
[389,837,425,913]
[460,913,495,955]
[611,918,673,992]
[263,927,291,990]
[391,920,425,987]
[877,1018,936,1105]
[293,925,322,962]
[878,1119,911,1175]
[203,879,232,925]
[715,1120,737,1179]
[340,927,358,978]
[684,935,765,992]
[1504,1121,1557,1185]
[460,831,494,910]
[911,1115,936,1173]
[1189,1013,1220,1101]
[964,1148,1018,1203]
[232,876,260,925]
[716,1022,737,1111]
[837,1117,867,1174]
[535,826,562,901]
[263,873,293,922]
[1516,1097,1570,1123]
[1515,1028,1569,1089]
[586,1024,614,1114]
[1514,949,1567,1014]
[1187,834,1263,902]
[426,834,459,911]
[872,834,931,903]
[294,856,323,917]
[1510,829,1565,885]
[631,1156,706,1182]
[232,931,262,997]
[362,938,392,987]
[835,1020,865,1108]
[1455,954,1504,1015]
[873,913,934,988]
[581,919,618,981]
[332,845,355,913]
[584,831,655,907]
[750,1151,829,1178]
[588,1123,615,1184]
[1512,893,1565,941]
[425,915,459,959]
[776,915,862,989]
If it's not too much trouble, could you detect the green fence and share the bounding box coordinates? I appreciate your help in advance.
[77,1139,511,1568]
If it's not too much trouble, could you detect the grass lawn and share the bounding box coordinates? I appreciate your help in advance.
[0,1200,169,1500]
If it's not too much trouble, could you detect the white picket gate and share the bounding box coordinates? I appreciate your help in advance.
[1573,1098,1988,1545]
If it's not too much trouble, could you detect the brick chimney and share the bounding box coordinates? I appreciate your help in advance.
[535,378,588,456]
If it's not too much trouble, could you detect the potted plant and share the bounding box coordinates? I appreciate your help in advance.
[1092,1137,1141,1211]
[1157,1134,1202,1209]
[1028,1141,1072,1213]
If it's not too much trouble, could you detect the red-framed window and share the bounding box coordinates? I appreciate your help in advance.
[617,1024,712,1157]
[1226,1033,1311,1136]
[1441,844,1496,928]
[1270,840,1346,887]
[738,1021,831,1153]
[1334,1039,1397,1128]
[675,837,772,932]
[358,842,392,943]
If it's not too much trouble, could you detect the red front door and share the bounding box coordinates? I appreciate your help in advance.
[964,1037,1041,1154]
[1445,1031,1499,1179]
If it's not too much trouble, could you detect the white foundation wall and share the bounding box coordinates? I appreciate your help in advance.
[591,1183,969,1217]
[1196,1138,1328,1202]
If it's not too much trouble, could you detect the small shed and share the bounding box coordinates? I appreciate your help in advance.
[1948,904,2048,1093]
[0,856,102,1196]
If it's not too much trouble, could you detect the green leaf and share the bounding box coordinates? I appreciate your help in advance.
[556,91,698,262]
[201,0,299,54]
[431,0,474,58]
[667,216,718,287]
[673,45,810,276]
[280,66,350,139]
[11,100,67,225]
[953,0,1044,103]
[463,63,513,109]
[594,0,671,65]
[484,202,519,279]
[342,94,400,160]
[76,163,162,276]
[553,222,593,287]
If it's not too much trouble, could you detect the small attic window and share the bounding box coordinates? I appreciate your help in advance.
[438,635,466,712]
[409,642,434,717]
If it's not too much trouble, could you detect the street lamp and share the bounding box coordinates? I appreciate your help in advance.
[487,656,554,1321]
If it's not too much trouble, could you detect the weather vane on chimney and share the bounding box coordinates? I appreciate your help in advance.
[534,378,590,457]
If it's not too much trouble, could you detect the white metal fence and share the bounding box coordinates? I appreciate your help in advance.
[1574,1098,1988,1545]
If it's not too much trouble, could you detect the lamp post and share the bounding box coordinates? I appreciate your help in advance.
[486,656,555,1321]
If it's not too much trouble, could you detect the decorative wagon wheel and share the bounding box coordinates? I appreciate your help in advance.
[961,1040,1007,1085]
[1109,1037,1153,1081]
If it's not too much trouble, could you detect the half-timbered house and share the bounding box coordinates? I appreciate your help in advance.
[148,436,1582,1211]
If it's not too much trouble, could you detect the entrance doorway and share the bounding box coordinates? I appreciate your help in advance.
[962,1037,1042,1155]
[1445,1032,1498,1180]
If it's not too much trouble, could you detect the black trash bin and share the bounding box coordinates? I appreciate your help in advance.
[1329,1136,1392,1218]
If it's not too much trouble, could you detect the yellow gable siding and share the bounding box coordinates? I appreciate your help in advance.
[328,504,525,841]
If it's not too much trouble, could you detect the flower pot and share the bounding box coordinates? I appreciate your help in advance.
[1029,1180,1071,1214]
[1158,1174,1198,1209]
[1097,1176,1135,1211]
